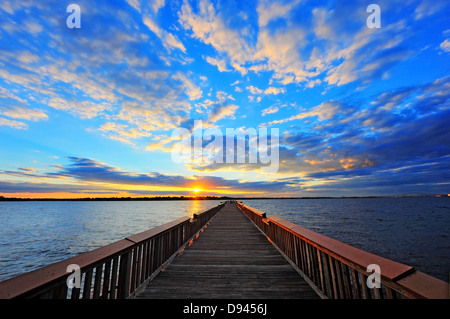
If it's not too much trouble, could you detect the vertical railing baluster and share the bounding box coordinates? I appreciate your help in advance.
[342,264,352,299]
[328,255,338,299]
[350,268,361,299]
[359,272,371,299]
[110,256,119,299]
[317,249,325,292]
[373,284,383,299]
[102,260,112,299]
[82,269,93,299]
[117,251,132,299]
[334,260,344,299]
[321,252,333,298]
[93,265,103,299]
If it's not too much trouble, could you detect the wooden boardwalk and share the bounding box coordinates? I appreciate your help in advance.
[134,202,319,299]
[2,202,447,299]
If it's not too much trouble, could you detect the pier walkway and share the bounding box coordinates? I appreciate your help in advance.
[1,201,448,299]
[133,202,319,299]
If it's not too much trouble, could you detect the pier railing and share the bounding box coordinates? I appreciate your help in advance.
[238,202,449,299]
[0,203,224,299]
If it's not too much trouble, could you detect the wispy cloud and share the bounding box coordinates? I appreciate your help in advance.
[257,0,301,28]
[172,72,203,101]
[262,106,279,116]
[414,0,448,20]
[0,117,28,130]
[205,56,230,72]
[0,106,47,122]
[440,39,450,53]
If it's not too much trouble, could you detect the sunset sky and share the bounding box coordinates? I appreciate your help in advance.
[0,0,449,198]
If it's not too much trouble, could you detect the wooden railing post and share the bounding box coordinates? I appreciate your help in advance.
[117,251,132,298]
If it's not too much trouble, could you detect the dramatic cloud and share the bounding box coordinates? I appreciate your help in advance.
[1,157,302,195]
[270,76,450,194]
[0,0,449,197]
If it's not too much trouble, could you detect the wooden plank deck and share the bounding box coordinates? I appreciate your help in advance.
[134,202,319,299]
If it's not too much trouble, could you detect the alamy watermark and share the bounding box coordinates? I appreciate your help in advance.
[66,4,81,29]
[367,4,381,29]
[65,3,380,30]
[66,264,81,289]
[171,120,280,174]
[366,264,381,289]
[64,262,383,293]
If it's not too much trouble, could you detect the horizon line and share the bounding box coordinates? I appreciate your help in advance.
[1,194,448,201]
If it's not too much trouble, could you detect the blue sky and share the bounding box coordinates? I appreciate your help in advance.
[0,0,449,197]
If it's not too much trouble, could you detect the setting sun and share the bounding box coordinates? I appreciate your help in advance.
[192,188,202,193]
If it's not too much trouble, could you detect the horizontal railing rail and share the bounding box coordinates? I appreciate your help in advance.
[0,203,225,299]
[237,202,449,299]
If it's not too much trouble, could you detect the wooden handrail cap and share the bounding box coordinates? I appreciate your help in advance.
[396,271,449,299]
[126,217,191,243]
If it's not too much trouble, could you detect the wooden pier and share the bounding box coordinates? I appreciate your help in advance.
[0,201,448,299]
[133,202,319,299]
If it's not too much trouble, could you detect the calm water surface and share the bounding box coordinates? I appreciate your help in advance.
[0,200,222,282]
[0,198,449,282]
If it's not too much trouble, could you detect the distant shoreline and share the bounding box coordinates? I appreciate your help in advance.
[0,194,447,201]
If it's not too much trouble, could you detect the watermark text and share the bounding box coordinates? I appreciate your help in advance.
[171,120,280,174]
